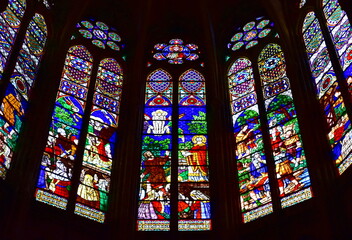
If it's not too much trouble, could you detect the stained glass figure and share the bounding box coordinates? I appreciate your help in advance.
[35,45,93,209]
[153,39,199,64]
[228,58,273,223]
[0,0,26,80]
[258,43,313,208]
[76,19,122,51]
[228,17,276,52]
[0,13,47,178]
[74,58,123,223]
[138,69,173,231]
[322,0,352,94]
[302,12,352,174]
[178,69,211,231]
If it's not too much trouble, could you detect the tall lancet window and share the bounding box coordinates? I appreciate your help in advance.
[137,39,211,231]
[35,19,124,223]
[322,0,352,91]
[228,18,312,223]
[0,12,47,178]
[0,0,26,80]
[302,10,352,174]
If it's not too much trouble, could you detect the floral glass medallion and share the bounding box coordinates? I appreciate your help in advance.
[228,17,277,52]
[153,39,199,64]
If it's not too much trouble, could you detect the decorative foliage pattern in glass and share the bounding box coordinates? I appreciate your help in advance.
[258,43,312,208]
[0,13,47,178]
[76,19,122,51]
[153,39,199,64]
[228,58,273,223]
[35,46,93,209]
[138,69,173,231]
[303,12,352,174]
[74,58,123,223]
[0,0,26,80]
[228,17,276,52]
[178,69,211,231]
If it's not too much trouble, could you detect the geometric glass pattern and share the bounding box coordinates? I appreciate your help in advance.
[0,0,26,80]
[228,17,276,52]
[153,39,199,64]
[0,13,47,178]
[228,58,273,223]
[258,43,312,209]
[302,11,352,174]
[76,19,122,51]
[74,58,123,223]
[35,45,94,210]
[322,0,352,94]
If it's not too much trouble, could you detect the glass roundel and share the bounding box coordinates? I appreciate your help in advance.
[229,17,276,52]
[76,19,122,51]
[153,39,200,64]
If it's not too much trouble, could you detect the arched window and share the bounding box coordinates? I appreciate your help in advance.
[302,8,352,174]
[228,18,312,223]
[0,12,47,178]
[322,0,352,88]
[35,19,124,223]
[0,0,26,80]
[137,39,211,231]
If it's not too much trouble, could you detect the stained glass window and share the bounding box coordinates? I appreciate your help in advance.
[153,39,199,64]
[228,17,313,222]
[138,67,211,231]
[178,69,211,231]
[322,0,352,93]
[36,45,93,209]
[0,13,47,178]
[302,11,352,174]
[138,69,173,231]
[75,20,122,51]
[258,43,312,208]
[35,44,124,223]
[0,0,26,80]
[228,17,276,52]
[74,58,123,223]
[229,58,273,223]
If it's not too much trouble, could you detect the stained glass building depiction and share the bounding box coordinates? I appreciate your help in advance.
[0,0,352,239]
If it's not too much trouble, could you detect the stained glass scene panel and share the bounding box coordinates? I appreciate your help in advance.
[0,13,46,179]
[229,58,273,223]
[323,0,352,93]
[0,0,26,80]
[36,46,93,209]
[74,58,123,223]
[138,69,172,231]
[177,69,211,231]
[303,12,352,174]
[258,43,312,208]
